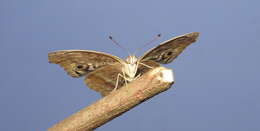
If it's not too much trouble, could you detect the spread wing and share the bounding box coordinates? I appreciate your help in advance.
[48,50,122,77]
[140,32,199,64]
[85,60,160,96]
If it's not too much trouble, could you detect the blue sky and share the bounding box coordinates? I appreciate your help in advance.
[0,0,259,131]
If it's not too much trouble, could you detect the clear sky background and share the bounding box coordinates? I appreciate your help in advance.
[0,0,259,131]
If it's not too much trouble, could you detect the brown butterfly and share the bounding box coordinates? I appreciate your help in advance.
[48,32,199,96]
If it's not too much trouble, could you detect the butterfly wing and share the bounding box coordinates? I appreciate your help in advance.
[137,60,160,76]
[85,60,160,96]
[48,50,122,77]
[140,32,199,64]
[85,63,123,96]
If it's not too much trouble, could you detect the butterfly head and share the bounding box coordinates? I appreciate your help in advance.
[125,55,138,64]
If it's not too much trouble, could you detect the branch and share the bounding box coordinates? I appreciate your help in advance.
[47,67,174,131]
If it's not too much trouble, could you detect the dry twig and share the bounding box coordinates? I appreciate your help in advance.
[47,67,174,131]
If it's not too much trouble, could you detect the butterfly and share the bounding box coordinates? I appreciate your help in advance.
[48,32,199,96]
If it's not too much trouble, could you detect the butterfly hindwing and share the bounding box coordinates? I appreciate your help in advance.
[85,60,160,97]
[84,63,123,96]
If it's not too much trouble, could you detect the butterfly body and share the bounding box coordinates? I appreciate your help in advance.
[122,55,139,82]
[48,32,199,96]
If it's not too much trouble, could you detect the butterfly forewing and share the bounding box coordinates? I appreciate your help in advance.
[140,32,199,64]
[48,50,122,77]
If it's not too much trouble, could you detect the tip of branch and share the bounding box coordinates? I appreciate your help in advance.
[161,69,174,82]
[151,67,174,83]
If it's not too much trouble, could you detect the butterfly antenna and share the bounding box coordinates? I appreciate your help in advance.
[134,34,161,55]
[109,36,131,55]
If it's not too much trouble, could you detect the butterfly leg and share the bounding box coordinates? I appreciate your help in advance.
[133,73,141,80]
[113,73,126,91]
[139,62,154,69]
[122,71,128,87]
